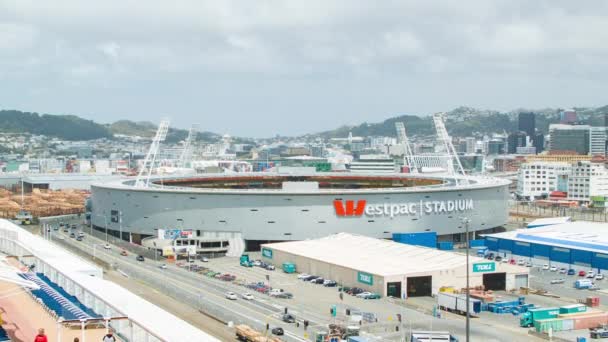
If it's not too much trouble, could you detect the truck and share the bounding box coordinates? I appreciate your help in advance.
[240,254,253,267]
[475,247,489,257]
[235,324,282,342]
[437,292,481,316]
[519,307,560,327]
[591,327,608,339]
[282,262,296,274]
[410,330,459,342]
[575,279,594,289]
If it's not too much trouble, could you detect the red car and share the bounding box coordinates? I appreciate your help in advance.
[579,270,587,277]
[509,259,516,265]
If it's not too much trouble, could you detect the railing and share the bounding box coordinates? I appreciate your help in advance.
[509,201,608,222]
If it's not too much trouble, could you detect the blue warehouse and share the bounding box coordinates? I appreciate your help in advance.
[483,221,608,271]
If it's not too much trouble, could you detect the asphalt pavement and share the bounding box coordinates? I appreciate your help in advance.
[41,219,544,341]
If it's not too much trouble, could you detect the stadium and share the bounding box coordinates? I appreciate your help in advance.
[89,172,510,253]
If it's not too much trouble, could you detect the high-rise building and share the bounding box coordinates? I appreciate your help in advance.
[560,109,577,124]
[549,124,590,155]
[465,137,476,154]
[518,112,535,138]
[533,133,545,153]
[487,140,505,155]
[589,127,607,157]
[507,132,527,154]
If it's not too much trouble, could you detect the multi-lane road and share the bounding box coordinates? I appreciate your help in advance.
[41,219,542,341]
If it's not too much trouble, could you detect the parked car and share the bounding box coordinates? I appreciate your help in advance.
[509,259,516,265]
[281,314,296,323]
[136,255,145,262]
[542,264,550,270]
[487,253,495,260]
[356,292,372,298]
[568,268,576,275]
[517,259,525,266]
[76,236,83,241]
[274,292,293,299]
[559,268,567,274]
[271,327,284,336]
[159,264,167,269]
[348,288,365,295]
[225,292,237,300]
[242,293,254,300]
[324,280,337,287]
[69,233,76,238]
[311,278,325,284]
[550,266,558,272]
[579,270,587,277]
[525,261,533,267]
[120,250,128,256]
[265,265,276,271]
[201,257,209,262]
[302,275,318,281]
[77,232,85,237]
[494,256,503,262]
[596,274,605,280]
[103,243,111,250]
[252,260,262,267]
[550,279,565,284]
[53,226,59,231]
[298,273,310,279]
[587,271,596,279]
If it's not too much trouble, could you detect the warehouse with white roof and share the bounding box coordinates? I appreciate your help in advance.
[261,233,528,298]
[484,220,608,271]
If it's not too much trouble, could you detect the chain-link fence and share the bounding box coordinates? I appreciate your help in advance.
[509,201,608,222]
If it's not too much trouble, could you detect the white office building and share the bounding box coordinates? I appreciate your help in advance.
[589,127,607,156]
[567,161,608,202]
[516,162,571,200]
[349,155,397,173]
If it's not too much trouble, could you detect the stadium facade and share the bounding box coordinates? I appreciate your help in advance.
[89,173,510,251]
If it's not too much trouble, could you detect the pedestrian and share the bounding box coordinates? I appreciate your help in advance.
[102,328,116,342]
[34,328,48,342]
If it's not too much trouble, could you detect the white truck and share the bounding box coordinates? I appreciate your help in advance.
[437,292,481,316]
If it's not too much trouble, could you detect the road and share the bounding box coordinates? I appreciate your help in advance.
[41,219,542,341]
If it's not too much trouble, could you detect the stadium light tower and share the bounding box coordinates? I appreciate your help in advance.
[433,112,467,181]
[395,122,418,174]
[178,124,199,170]
[135,119,170,187]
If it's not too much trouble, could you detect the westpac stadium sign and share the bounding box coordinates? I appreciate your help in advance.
[334,199,474,218]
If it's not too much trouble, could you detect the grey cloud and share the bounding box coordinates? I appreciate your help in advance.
[0,0,606,136]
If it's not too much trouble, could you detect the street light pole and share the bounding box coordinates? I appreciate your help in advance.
[461,217,471,342]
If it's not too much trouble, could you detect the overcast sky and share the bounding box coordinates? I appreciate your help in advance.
[1,1,607,137]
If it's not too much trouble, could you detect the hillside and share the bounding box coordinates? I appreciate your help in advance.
[317,105,608,138]
[0,110,111,140]
[0,110,221,142]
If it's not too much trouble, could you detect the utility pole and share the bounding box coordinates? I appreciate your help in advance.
[461,217,471,342]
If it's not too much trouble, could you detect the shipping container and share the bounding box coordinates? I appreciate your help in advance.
[573,312,608,330]
[562,319,574,331]
[437,241,454,250]
[438,292,481,316]
[535,318,563,333]
[560,304,587,314]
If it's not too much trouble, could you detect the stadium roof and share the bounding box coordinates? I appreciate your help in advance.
[484,221,608,254]
[0,219,219,341]
[263,232,489,277]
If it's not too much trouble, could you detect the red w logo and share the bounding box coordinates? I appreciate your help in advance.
[334,200,366,217]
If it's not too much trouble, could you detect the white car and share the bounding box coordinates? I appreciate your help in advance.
[596,274,604,280]
[550,266,558,272]
[587,271,596,278]
[517,259,525,266]
[58,235,65,240]
[297,273,310,279]
[103,244,111,250]
[501,258,508,263]
[323,279,335,285]
[542,264,550,270]
[559,268,567,274]
[225,292,237,300]
[78,232,85,237]
[525,262,532,267]
[242,293,254,300]
[201,257,209,262]
[356,292,372,298]
[159,264,167,269]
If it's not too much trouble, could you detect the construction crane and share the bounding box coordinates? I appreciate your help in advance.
[432,112,467,180]
[135,119,170,187]
[178,124,199,170]
[395,122,418,173]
